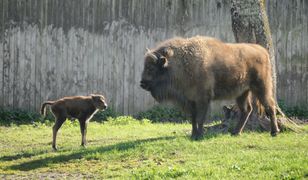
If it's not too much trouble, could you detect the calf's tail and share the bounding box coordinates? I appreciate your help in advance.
[40,101,55,116]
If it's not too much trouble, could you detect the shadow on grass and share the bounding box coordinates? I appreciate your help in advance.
[187,131,228,141]
[0,150,49,161]
[8,136,176,171]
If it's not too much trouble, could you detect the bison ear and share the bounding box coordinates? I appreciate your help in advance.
[158,56,168,68]
[162,47,174,58]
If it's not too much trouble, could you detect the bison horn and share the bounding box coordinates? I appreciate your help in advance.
[148,52,158,61]
[149,53,158,61]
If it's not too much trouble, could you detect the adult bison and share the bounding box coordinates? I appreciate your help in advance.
[140,36,280,139]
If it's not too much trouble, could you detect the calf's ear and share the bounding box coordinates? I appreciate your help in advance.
[223,105,231,114]
[91,95,100,102]
[222,106,231,118]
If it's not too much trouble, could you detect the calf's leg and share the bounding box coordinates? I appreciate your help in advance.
[52,116,66,150]
[232,90,252,135]
[78,118,88,147]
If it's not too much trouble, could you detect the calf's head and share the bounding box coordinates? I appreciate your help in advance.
[90,94,108,110]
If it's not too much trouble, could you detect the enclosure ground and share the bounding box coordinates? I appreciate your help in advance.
[0,120,307,179]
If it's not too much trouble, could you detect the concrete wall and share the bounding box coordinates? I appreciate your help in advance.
[0,0,307,114]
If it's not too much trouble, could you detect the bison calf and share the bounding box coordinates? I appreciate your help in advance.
[140,36,280,139]
[41,94,107,150]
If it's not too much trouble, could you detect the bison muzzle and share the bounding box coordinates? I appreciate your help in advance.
[140,36,280,139]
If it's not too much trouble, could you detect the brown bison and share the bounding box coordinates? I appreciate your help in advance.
[41,94,108,150]
[140,36,280,139]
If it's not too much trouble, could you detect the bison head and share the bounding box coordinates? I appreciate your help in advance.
[140,48,173,92]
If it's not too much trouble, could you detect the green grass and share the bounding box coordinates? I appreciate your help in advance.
[0,117,308,179]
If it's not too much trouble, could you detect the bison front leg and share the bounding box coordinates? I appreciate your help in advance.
[188,101,198,138]
[191,101,210,140]
[191,108,198,138]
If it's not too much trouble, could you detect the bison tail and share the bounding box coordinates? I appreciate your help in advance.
[40,101,54,116]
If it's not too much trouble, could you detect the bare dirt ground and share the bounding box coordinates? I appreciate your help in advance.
[0,172,97,180]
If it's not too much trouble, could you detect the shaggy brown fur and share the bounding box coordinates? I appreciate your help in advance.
[41,94,107,150]
[140,36,280,139]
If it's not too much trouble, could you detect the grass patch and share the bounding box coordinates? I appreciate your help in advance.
[0,108,42,126]
[135,105,189,123]
[0,116,307,179]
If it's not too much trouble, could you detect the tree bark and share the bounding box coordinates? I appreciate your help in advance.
[231,0,277,99]
[213,0,297,132]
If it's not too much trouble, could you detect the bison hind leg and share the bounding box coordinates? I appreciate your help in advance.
[232,90,253,136]
[252,85,280,136]
[259,96,280,136]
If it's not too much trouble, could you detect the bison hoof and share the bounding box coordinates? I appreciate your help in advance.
[191,133,204,140]
[231,131,241,136]
[81,144,87,148]
[271,131,279,137]
[271,128,280,137]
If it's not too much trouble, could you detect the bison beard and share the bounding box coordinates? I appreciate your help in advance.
[140,36,280,139]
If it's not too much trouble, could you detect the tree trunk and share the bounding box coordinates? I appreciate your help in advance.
[212,0,298,133]
[231,0,277,99]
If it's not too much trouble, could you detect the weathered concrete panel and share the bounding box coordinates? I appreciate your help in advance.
[0,0,307,115]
